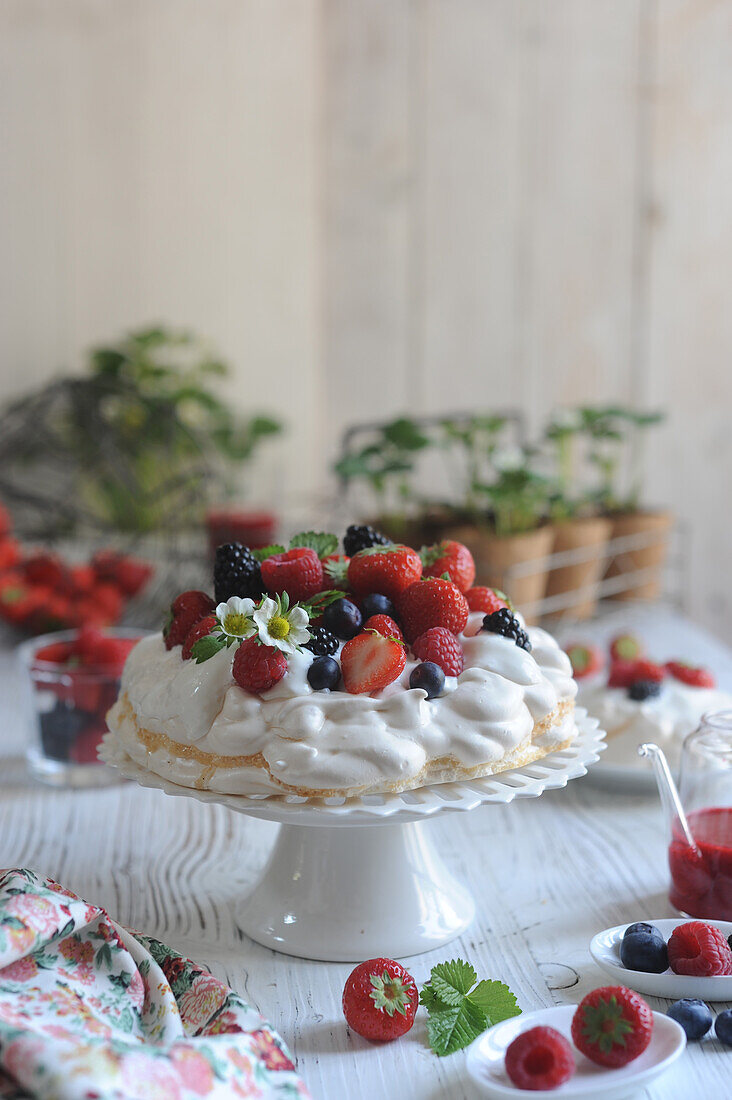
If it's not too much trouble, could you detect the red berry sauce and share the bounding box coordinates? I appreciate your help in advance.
[669,807,732,921]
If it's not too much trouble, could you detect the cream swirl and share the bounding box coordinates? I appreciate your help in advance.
[114,621,577,793]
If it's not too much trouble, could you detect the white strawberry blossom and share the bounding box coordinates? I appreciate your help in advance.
[253,596,310,654]
[215,596,257,640]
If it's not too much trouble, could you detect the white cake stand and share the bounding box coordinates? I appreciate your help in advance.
[100,709,604,962]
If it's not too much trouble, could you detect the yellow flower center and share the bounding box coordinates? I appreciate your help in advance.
[223,612,250,636]
[268,615,291,640]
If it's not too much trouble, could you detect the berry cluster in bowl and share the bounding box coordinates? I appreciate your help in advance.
[27,627,140,765]
[565,632,716,700]
[620,919,732,977]
[162,525,529,698]
[0,504,152,635]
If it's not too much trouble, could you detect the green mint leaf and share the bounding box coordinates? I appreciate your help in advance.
[252,545,285,562]
[429,959,478,1006]
[190,635,226,663]
[426,1000,487,1057]
[467,980,521,1025]
[289,531,339,558]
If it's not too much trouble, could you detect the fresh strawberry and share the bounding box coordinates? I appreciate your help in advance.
[92,551,152,596]
[421,540,475,593]
[0,581,51,625]
[412,627,464,676]
[397,577,469,644]
[88,583,124,623]
[608,658,664,688]
[566,643,604,679]
[505,1026,575,1091]
[322,553,351,591]
[21,552,67,589]
[260,547,324,601]
[182,615,218,660]
[67,564,96,594]
[609,633,644,662]
[0,538,21,573]
[165,591,216,650]
[342,957,418,1042]
[363,614,403,642]
[666,661,716,689]
[34,641,74,664]
[668,922,732,977]
[465,586,508,615]
[571,986,653,1068]
[347,545,422,602]
[232,638,288,694]
[91,637,136,671]
[341,631,406,694]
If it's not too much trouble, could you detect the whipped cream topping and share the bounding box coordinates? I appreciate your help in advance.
[578,678,732,769]
[113,615,577,793]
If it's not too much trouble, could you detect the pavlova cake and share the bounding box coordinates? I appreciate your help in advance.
[566,634,732,770]
[107,526,578,797]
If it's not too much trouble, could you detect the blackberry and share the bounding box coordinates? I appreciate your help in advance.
[628,679,661,701]
[481,608,531,651]
[343,524,391,557]
[304,626,339,657]
[213,543,264,604]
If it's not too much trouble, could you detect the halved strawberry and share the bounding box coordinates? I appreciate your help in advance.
[666,661,716,689]
[565,643,604,679]
[341,632,406,694]
[609,634,644,662]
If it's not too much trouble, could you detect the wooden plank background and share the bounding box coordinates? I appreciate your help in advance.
[1,0,731,640]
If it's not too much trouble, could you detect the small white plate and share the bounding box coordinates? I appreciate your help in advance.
[591,918,732,1001]
[466,1004,685,1099]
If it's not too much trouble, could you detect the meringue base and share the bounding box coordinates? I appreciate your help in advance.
[107,692,576,798]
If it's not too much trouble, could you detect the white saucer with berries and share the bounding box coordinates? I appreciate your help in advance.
[591,918,732,1001]
[466,1003,685,1099]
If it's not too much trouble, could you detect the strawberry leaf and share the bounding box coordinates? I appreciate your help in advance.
[467,980,521,1025]
[426,999,487,1056]
[429,959,477,1005]
[289,531,339,558]
[252,545,285,562]
[190,635,226,663]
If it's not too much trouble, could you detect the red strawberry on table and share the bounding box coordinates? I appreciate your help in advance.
[363,614,403,642]
[347,545,422,602]
[465,586,508,615]
[571,986,653,1068]
[342,958,418,1042]
[565,643,604,679]
[260,547,324,602]
[182,615,218,660]
[0,538,21,572]
[609,633,644,662]
[505,1026,575,1091]
[397,577,469,644]
[665,661,716,689]
[341,631,406,694]
[412,627,464,676]
[165,590,216,650]
[421,540,475,593]
[667,921,732,976]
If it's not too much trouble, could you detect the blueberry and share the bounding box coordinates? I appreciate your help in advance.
[715,1009,732,1047]
[620,930,669,973]
[307,656,341,691]
[667,999,713,1041]
[322,598,362,640]
[628,679,661,701]
[623,922,662,940]
[360,593,397,621]
[39,702,88,762]
[409,661,445,700]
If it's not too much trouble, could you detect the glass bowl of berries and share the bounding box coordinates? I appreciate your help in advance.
[19,626,143,788]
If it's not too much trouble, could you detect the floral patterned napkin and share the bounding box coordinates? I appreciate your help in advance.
[0,868,309,1100]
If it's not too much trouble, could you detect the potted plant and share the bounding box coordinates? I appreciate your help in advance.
[445,448,554,619]
[594,407,669,600]
[542,409,612,620]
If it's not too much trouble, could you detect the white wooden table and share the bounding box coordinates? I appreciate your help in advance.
[1,605,731,1099]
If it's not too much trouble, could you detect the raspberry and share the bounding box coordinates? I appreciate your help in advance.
[667,922,732,977]
[466,586,508,615]
[260,548,324,602]
[182,615,218,660]
[505,1026,575,1091]
[412,627,464,676]
[363,614,403,642]
[232,638,288,695]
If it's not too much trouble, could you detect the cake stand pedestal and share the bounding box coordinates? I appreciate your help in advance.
[100,709,604,961]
